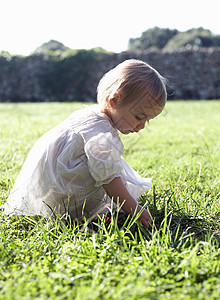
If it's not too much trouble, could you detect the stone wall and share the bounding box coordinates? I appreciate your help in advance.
[0,47,219,102]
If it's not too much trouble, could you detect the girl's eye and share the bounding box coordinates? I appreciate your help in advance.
[135,116,142,120]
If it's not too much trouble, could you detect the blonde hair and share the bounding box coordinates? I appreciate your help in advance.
[97,59,167,109]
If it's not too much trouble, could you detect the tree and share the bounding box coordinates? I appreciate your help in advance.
[128,27,220,51]
[164,28,220,50]
[34,40,70,54]
[128,27,178,51]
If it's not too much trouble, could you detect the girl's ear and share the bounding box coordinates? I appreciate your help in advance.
[109,95,119,109]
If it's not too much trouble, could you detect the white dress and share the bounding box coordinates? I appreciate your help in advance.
[4,105,152,219]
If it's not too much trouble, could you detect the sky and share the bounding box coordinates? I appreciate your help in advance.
[1,0,219,55]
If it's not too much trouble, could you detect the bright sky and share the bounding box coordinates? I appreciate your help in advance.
[1,0,219,55]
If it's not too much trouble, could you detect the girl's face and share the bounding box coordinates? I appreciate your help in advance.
[107,96,163,134]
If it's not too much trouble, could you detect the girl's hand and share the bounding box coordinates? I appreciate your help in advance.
[137,207,152,229]
[103,177,152,228]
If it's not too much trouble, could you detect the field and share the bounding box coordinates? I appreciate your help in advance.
[0,101,219,299]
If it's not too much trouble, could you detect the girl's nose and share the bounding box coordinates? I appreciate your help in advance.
[139,120,146,129]
[136,120,146,131]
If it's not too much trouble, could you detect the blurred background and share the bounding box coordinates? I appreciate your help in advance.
[0,0,219,102]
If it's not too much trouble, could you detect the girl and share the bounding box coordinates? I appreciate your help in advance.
[4,59,167,228]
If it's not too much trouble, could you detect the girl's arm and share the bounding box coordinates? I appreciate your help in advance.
[103,177,152,228]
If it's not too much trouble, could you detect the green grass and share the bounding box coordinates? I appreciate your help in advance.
[0,101,220,299]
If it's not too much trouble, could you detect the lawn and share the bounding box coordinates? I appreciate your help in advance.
[0,101,219,299]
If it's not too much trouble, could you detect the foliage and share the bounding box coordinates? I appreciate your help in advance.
[33,40,109,57]
[34,39,70,54]
[128,27,220,51]
[0,101,220,299]
[33,41,108,102]
[0,51,12,61]
[164,28,220,51]
[38,50,99,102]
[128,27,178,51]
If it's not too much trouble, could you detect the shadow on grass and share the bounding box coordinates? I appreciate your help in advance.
[1,198,219,251]
[86,204,220,248]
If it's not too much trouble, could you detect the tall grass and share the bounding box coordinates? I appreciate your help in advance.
[0,101,219,299]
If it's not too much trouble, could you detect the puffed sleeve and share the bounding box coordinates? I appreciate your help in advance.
[84,132,124,187]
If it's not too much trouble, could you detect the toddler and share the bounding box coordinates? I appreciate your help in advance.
[4,59,167,228]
